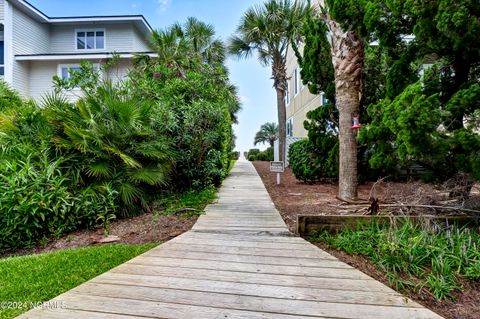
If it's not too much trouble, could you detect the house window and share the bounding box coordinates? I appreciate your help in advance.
[77,30,105,50]
[60,65,82,81]
[300,68,305,91]
[286,118,294,137]
[58,64,100,84]
[285,80,290,106]
[294,68,299,96]
[320,92,329,105]
[0,41,4,76]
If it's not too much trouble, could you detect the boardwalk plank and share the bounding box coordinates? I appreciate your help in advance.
[92,272,419,307]
[155,242,340,260]
[129,255,355,275]
[70,283,440,319]
[111,263,397,292]
[132,250,344,269]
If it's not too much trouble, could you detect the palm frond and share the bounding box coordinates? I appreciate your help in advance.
[128,166,170,186]
[85,161,113,178]
[119,182,143,206]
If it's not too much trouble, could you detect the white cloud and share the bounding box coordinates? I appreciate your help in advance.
[157,0,172,13]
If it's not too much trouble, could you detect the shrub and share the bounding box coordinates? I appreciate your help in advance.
[0,84,120,249]
[264,147,274,161]
[255,152,267,161]
[255,147,274,161]
[289,138,338,183]
[44,82,175,216]
[230,151,240,160]
[0,154,116,249]
[247,148,260,158]
[129,60,237,190]
[248,155,256,161]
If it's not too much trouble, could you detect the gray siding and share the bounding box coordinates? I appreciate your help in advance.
[50,24,138,53]
[104,59,132,83]
[133,28,151,52]
[28,60,56,101]
[29,59,132,101]
[12,7,49,54]
[12,61,29,96]
[11,5,50,94]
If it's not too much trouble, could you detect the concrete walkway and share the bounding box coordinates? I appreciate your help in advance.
[19,161,443,318]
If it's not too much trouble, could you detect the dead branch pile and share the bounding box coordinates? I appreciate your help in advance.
[348,177,480,216]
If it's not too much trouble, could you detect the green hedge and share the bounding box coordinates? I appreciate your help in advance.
[247,147,273,161]
[289,138,338,183]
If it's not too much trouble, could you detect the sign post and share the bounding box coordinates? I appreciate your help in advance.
[270,161,284,185]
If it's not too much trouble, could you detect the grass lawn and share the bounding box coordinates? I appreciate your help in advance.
[155,186,218,216]
[227,159,236,173]
[0,243,157,319]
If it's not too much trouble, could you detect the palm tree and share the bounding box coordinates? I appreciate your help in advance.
[315,3,364,201]
[254,122,278,147]
[149,23,190,69]
[228,0,308,165]
[184,17,226,65]
[149,17,226,69]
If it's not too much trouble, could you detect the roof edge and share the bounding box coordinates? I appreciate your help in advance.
[9,0,153,33]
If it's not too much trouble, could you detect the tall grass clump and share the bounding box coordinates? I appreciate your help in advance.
[311,220,480,300]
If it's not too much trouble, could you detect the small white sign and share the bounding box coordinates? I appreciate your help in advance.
[270,161,284,173]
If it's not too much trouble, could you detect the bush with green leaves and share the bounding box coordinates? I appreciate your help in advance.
[255,147,274,161]
[45,80,176,216]
[0,154,116,250]
[246,148,260,161]
[0,81,118,249]
[289,138,338,183]
[311,221,480,300]
[127,18,240,190]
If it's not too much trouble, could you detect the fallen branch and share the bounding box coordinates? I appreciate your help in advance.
[329,203,480,216]
[379,204,480,215]
[335,196,370,205]
[171,208,204,215]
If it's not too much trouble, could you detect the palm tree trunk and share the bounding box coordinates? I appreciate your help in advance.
[276,88,287,164]
[323,17,364,201]
[272,59,288,166]
[336,84,359,201]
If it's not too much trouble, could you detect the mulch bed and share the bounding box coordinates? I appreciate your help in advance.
[4,213,197,258]
[252,160,480,319]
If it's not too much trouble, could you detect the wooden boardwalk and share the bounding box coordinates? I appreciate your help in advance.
[19,161,443,319]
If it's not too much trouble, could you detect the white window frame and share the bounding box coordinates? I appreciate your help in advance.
[285,80,290,106]
[57,63,101,82]
[294,67,300,96]
[320,92,329,105]
[286,117,294,137]
[0,36,4,77]
[300,68,305,91]
[75,28,106,51]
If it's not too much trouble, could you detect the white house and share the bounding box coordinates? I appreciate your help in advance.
[0,0,154,100]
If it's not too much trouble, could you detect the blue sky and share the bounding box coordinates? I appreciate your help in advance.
[29,0,277,152]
